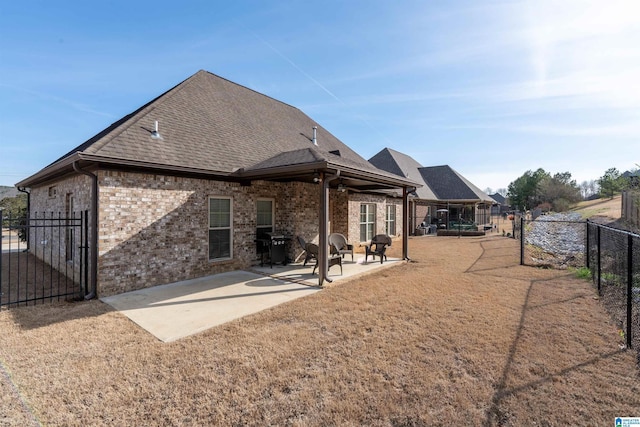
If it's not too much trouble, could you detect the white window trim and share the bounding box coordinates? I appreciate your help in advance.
[360,203,376,242]
[256,198,275,231]
[386,204,396,236]
[208,196,233,261]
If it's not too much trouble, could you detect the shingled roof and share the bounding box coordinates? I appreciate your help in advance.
[369,148,493,203]
[368,148,437,199]
[18,70,416,190]
[418,165,493,202]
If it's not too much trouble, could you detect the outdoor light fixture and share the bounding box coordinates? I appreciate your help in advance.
[313,172,320,183]
[337,181,346,192]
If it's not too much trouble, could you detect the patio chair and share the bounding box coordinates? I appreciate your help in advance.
[328,233,354,261]
[297,236,316,266]
[364,234,392,264]
[306,243,343,275]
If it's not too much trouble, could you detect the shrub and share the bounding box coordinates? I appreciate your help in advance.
[571,267,592,280]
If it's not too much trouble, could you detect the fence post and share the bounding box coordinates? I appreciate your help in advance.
[520,216,525,266]
[597,225,602,296]
[627,234,633,349]
[585,220,590,269]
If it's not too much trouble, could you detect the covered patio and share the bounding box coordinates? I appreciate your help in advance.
[237,146,420,287]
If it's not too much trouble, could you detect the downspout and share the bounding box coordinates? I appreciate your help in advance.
[318,169,340,287]
[16,187,30,251]
[73,161,98,300]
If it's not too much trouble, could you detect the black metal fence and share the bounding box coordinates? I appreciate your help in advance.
[1,210,89,308]
[586,221,640,352]
[516,215,639,350]
[516,215,586,268]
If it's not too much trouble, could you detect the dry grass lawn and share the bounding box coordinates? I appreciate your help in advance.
[570,194,622,222]
[1,235,639,426]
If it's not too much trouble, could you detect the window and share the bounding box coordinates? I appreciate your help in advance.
[256,199,274,239]
[209,197,232,260]
[385,205,396,236]
[48,185,57,198]
[360,203,376,242]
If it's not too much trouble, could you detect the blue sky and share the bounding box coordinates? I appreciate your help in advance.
[1,0,639,192]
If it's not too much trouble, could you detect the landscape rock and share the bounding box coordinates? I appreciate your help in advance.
[525,212,585,256]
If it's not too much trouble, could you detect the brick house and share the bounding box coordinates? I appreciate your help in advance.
[369,148,495,232]
[16,70,418,296]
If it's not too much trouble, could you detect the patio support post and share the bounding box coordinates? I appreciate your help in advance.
[318,171,333,286]
[402,186,410,260]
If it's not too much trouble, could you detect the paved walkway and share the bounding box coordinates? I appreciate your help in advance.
[102,255,402,342]
[1,231,26,253]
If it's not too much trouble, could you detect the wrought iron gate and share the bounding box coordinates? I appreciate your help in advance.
[1,210,89,308]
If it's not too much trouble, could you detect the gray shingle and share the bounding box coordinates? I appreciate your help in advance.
[60,70,379,175]
[369,148,437,199]
[369,148,493,202]
[20,71,420,189]
[419,165,493,202]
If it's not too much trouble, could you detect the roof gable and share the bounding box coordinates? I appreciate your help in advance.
[41,70,376,176]
[18,71,422,190]
[490,193,506,204]
[419,165,492,201]
[369,148,437,199]
[245,147,326,170]
[370,148,495,202]
[369,147,423,180]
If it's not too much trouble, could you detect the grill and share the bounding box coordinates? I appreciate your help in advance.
[256,232,290,267]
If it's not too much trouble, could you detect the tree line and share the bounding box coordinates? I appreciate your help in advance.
[505,167,638,212]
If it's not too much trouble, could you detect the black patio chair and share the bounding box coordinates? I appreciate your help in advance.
[364,234,392,264]
[297,236,316,266]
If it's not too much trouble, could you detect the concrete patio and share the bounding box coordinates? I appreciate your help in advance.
[250,253,402,286]
[102,254,403,342]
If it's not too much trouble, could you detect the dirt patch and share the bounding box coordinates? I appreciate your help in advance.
[0,236,638,425]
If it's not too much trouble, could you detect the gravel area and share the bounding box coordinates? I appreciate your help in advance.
[525,212,585,256]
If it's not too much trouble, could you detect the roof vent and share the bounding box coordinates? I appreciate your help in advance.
[151,120,163,140]
[312,126,317,146]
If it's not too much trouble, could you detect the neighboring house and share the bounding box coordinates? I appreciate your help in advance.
[489,193,511,217]
[369,148,495,232]
[16,70,418,296]
[620,169,640,188]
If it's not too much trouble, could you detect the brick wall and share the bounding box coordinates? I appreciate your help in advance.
[330,189,349,236]
[95,171,326,296]
[28,170,408,296]
[29,175,93,284]
[413,200,432,229]
[347,192,404,249]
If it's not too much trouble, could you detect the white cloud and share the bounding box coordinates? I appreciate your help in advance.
[522,0,640,105]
